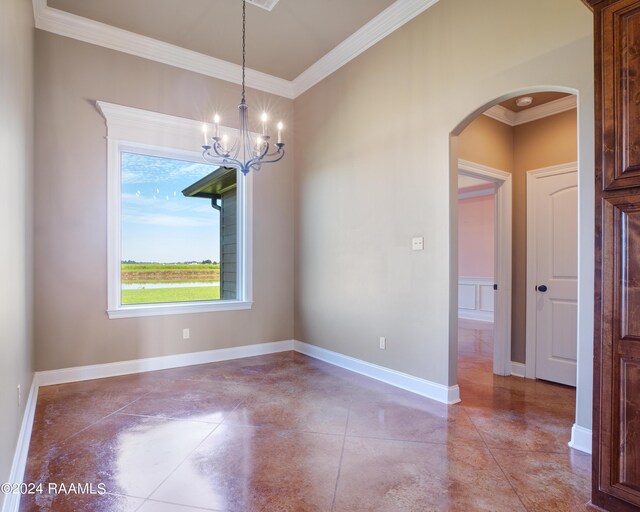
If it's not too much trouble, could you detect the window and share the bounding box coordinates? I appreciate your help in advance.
[98,102,252,318]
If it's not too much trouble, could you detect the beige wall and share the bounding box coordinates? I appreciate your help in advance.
[459,115,514,173]
[293,0,594,429]
[33,32,295,371]
[458,109,577,363]
[0,0,34,496]
[458,194,495,278]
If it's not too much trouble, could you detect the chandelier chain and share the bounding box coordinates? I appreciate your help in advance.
[241,0,246,103]
[201,0,285,175]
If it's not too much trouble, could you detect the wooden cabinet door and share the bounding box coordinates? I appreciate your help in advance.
[602,0,640,190]
[597,195,640,505]
[590,0,640,509]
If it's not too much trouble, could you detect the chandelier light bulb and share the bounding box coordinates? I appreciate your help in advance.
[277,122,283,144]
[213,114,220,137]
[202,124,208,145]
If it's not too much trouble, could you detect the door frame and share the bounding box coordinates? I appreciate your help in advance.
[458,159,512,375]
[525,162,578,379]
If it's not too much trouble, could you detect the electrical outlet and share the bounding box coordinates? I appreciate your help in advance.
[183,328,190,340]
[379,337,386,350]
[412,237,424,251]
[17,384,21,408]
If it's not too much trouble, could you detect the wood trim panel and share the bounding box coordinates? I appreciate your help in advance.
[603,0,640,190]
[591,0,640,510]
[620,357,640,491]
[618,205,640,341]
[598,196,640,505]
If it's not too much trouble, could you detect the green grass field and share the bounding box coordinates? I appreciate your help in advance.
[121,263,222,305]
[121,286,220,305]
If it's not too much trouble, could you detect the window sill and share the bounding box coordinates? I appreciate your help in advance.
[107,300,253,319]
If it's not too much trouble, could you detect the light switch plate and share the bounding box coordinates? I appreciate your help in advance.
[412,237,424,251]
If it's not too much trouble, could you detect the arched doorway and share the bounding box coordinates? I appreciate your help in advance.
[449,87,589,452]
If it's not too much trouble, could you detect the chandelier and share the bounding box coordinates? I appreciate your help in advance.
[201,0,285,175]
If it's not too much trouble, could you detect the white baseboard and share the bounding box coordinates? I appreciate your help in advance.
[2,376,39,512]
[2,340,296,512]
[294,341,460,405]
[36,340,295,387]
[510,361,526,378]
[4,337,464,512]
[568,423,592,454]
[35,340,461,406]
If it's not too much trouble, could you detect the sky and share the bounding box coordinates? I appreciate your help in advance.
[121,152,221,263]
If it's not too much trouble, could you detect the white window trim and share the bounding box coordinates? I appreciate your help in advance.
[97,101,253,319]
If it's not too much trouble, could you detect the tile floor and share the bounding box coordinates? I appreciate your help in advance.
[20,321,591,511]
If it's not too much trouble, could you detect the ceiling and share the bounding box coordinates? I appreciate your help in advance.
[48,0,396,81]
[499,92,571,113]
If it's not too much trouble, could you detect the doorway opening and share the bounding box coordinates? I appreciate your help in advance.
[450,89,582,448]
[457,160,512,376]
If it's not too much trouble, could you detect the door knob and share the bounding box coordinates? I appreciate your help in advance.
[536,285,548,292]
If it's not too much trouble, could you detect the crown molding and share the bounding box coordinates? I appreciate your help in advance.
[32,0,295,99]
[514,94,577,124]
[291,0,439,97]
[484,94,577,126]
[581,0,603,10]
[483,105,518,126]
[33,0,440,100]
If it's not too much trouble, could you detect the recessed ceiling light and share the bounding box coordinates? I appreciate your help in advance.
[247,0,280,11]
[516,96,534,108]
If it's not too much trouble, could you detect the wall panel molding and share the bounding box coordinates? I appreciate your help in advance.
[458,276,495,322]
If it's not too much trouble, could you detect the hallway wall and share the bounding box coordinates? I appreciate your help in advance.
[459,115,514,172]
[0,0,34,498]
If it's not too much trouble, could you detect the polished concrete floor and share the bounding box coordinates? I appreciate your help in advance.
[21,321,591,511]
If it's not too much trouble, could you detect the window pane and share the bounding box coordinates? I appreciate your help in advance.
[120,152,237,305]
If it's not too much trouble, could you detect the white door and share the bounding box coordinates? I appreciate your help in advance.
[529,168,578,386]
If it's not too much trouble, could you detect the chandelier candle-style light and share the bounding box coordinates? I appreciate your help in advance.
[201,0,285,175]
